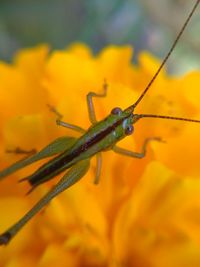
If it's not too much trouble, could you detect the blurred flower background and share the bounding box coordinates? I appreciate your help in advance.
[0,0,200,74]
[0,1,200,266]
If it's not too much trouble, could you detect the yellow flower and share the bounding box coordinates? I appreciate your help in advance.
[0,44,200,267]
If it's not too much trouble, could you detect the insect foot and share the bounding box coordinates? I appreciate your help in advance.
[0,232,11,246]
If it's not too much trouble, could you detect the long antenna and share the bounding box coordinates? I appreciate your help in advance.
[130,0,200,110]
[137,114,200,124]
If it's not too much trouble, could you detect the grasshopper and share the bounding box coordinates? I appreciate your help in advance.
[0,0,199,245]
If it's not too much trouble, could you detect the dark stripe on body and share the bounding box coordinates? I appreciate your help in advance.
[30,115,129,185]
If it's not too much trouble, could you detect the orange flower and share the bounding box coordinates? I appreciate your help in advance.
[0,44,200,267]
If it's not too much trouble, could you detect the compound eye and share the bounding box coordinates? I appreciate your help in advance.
[111,107,122,115]
[125,125,134,135]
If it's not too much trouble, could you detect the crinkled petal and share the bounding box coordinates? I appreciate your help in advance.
[113,161,200,267]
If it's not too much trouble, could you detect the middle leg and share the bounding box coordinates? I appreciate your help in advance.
[47,104,85,134]
[93,153,102,184]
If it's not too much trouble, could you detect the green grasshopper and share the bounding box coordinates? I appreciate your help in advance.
[0,0,199,246]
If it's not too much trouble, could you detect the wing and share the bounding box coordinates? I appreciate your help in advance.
[0,136,77,180]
